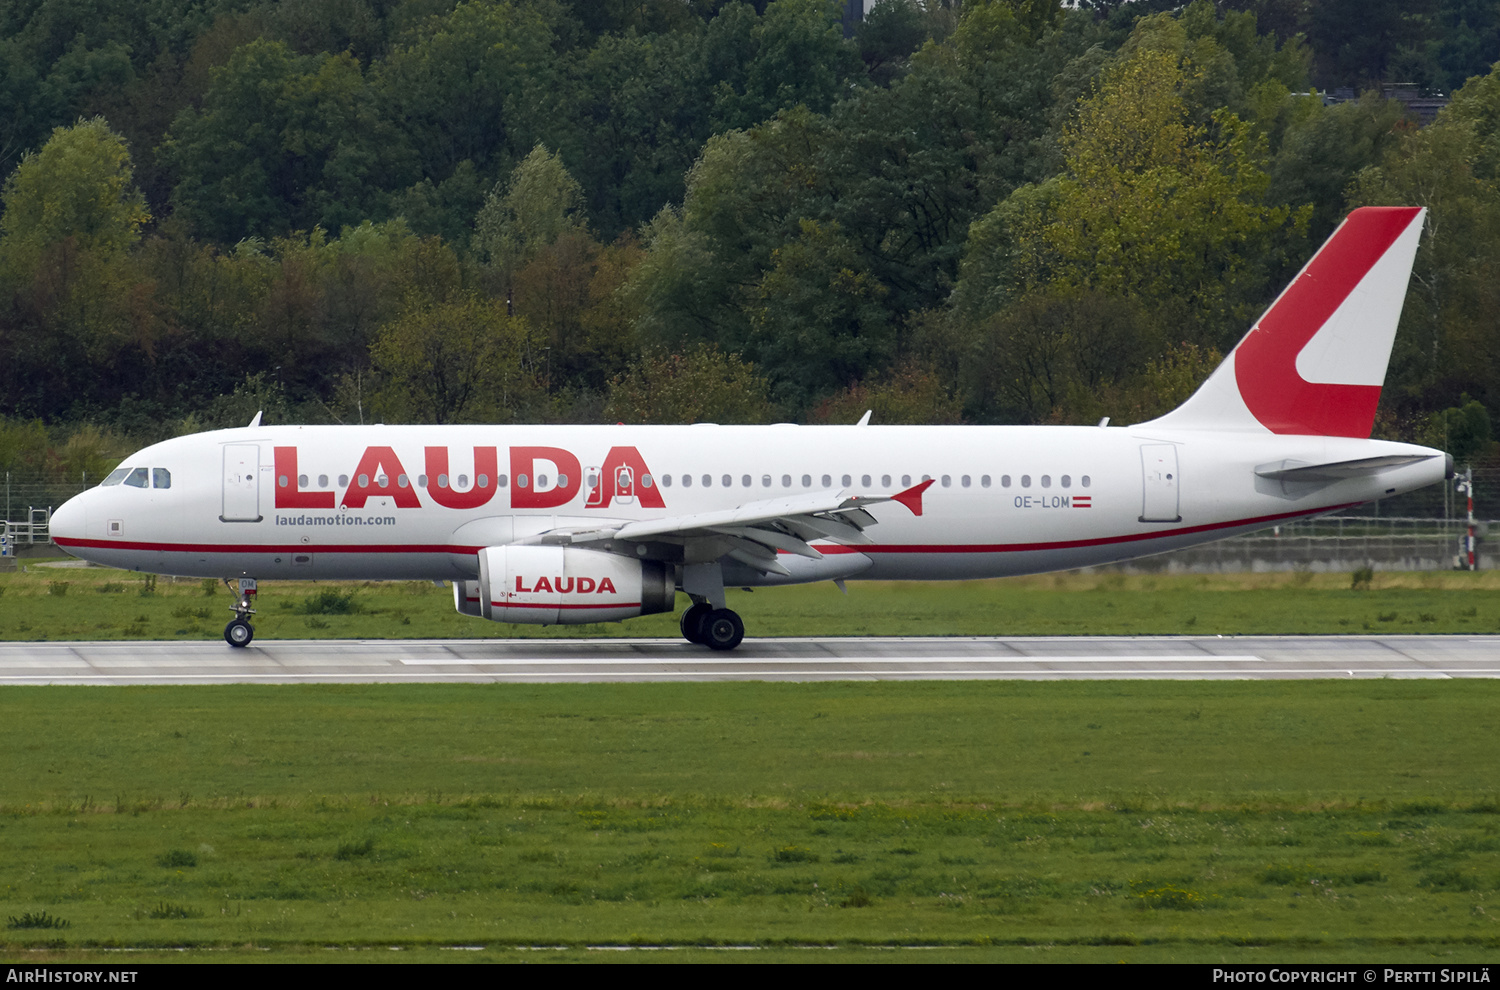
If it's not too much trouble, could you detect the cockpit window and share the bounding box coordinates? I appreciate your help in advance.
[152,468,171,489]
[100,468,129,486]
[123,467,149,488]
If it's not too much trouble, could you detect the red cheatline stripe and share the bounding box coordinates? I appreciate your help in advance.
[491,601,640,610]
[53,503,1357,560]
[814,503,1358,555]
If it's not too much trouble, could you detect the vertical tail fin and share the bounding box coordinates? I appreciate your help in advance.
[1140,207,1425,437]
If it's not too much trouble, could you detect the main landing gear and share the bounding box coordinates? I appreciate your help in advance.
[223,577,257,648]
[680,602,744,651]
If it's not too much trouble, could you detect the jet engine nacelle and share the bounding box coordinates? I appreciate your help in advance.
[473,545,675,625]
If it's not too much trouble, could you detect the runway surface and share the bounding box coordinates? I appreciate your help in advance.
[0,635,1496,684]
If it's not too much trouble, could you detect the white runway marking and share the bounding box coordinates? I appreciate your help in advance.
[0,637,1493,684]
[396,655,1268,665]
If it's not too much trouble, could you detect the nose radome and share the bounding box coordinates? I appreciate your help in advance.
[49,493,87,548]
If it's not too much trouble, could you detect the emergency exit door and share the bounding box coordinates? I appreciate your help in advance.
[1139,443,1181,523]
[222,444,262,522]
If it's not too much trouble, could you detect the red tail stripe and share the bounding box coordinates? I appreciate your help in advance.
[491,601,640,610]
[1234,207,1420,437]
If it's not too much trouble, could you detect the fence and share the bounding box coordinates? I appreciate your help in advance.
[1115,516,1490,573]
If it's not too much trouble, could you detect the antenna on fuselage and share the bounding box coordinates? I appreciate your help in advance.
[247,410,262,428]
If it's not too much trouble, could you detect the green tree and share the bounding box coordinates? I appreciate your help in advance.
[0,117,151,418]
[1268,92,1408,243]
[474,144,589,283]
[559,29,714,238]
[0,115,148,263]
[1432,396,1493,464]
[749,218,892,408]
[710,0,864,131]
[959,47,1298,352]
[856,0,930,87]
[369,297,542,424]
[1348,64,1500,426]
[372,0,561,184]
[164,39,411,242]
[604,344,775,424]
[809,360,963,424]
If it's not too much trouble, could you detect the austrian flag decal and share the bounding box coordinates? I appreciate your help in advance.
[1073,496,1092,508]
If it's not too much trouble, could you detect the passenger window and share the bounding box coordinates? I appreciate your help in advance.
[981,475,991,488]
[861,474,871,487]
[962,475,971,488]
[124,468,149,488]
[642,474,654,488]
[358,474,369,488]
[319,474,329,488]
[801,474,811,487]
[1001,475,1011,488]
[100,468,129,486]
[457,474,469,488]
[398,474,410,488]
[1040,475,1051,488]
[417,475,427,488]
[942,475,951,487]
[339,474,349,487]
[1082,475,1091,488]
[762,475,772,487]
[153,469,172,489]
[517,474,529,488]
[377,474,389,488]
[1021,475,1031,488]
[498,475,508,487]
[438,473,449,488]
[842,474,852,487]
[296,474,307,488]
[901,474,911,487]
[1061,475,1071,488]
[481,474,492,488]
[781,475,791,488]
[881,474,891,487]
[726,475,734,487]
[821,474,831,488]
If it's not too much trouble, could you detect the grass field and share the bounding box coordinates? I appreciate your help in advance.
[3,559,1500,640]
[2,563,1499,962]
[1,681,1499,962]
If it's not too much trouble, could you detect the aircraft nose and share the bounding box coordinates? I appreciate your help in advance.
[50,493,86,548]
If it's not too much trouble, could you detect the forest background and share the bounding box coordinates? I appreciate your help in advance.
[1,0,1498,509]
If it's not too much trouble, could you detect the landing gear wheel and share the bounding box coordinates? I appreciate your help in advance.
[680,603,713,644]
[702,608,744,651]
[224,618,254,648]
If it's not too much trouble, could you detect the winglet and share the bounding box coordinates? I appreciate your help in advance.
[891,478,935,516]
[856,410,872,426]
[247,410,262,428]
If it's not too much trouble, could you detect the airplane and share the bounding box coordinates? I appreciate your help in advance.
[48,206,1450,651]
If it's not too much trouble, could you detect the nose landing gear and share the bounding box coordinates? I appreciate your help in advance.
[222,576,257,648]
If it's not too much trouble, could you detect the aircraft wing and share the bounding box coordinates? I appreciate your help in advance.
[528,480,933,576]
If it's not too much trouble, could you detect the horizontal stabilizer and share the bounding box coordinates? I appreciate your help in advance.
[1254,454,1439,483]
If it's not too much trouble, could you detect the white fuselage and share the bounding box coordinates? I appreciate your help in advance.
[49,423,1446,584]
